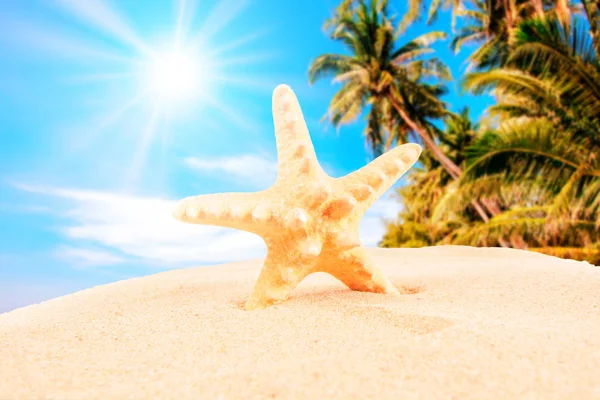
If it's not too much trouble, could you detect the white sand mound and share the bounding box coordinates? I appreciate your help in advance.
[1,246,599,399]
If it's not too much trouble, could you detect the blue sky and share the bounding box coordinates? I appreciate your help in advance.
[0,0,493,313]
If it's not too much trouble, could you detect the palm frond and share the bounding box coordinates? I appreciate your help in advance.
[308,54,363,85]
[452,217,598,246]
[463,120,598,184]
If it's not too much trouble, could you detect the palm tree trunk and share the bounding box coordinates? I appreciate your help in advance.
[481,197,502,215]
[555,0,571,28]
[471,199,490,223]
[504,0,517,46]
[531,0,544,17]
[384,120,395,151]
[509,234,527,249]
[389,98,462,179]
[471,199,510,247]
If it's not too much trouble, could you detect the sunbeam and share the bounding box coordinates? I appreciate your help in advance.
[209,74,281,93]
[209,51,279,69]
[50,0,152,56]
[201,95,261,136]
[66,90,150,152]
[189,0,252,45]
[0,15,136,64]
[174,0,190,46]
[62,72,140,84]
[204,28,271,59]
[173,0,198,44]
[125,105,160,190]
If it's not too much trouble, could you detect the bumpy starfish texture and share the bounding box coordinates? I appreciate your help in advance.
[173,84,422,310]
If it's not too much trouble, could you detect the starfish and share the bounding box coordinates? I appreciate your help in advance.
[173,84,422,310]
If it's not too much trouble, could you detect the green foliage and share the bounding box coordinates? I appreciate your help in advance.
[308,0,450,157]
[317,0,600,265]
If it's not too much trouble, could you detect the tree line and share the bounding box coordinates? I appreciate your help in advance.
[308,0,600,264]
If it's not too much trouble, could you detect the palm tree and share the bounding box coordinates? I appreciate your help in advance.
[309,0,460,176]
[582,0,600,54]
[399,0,466,33]
[463,16,600,146]
[429,15,600,262]
[384,110,599,263]
[430,119,600,263]
[310,0,522,240]
[451,0,584,71]
[378,2,599,261]
[451,0,513,71]
[438,106,480,166]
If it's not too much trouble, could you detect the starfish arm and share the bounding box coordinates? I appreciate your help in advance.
[272,84,326,182]
[244,239,322,310]
[319,246,400,295]
[172,191,279,235]
[340,143,422,210]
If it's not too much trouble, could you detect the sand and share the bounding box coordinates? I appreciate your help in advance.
[1,246,599,399]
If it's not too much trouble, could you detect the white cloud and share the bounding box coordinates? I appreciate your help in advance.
[16,183,267,267]
[184,153,343,188]
[15,182,402,269]
[184,154,278,187]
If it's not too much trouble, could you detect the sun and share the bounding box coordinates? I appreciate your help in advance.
[143,46,208,105]
[38,0,273,186]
